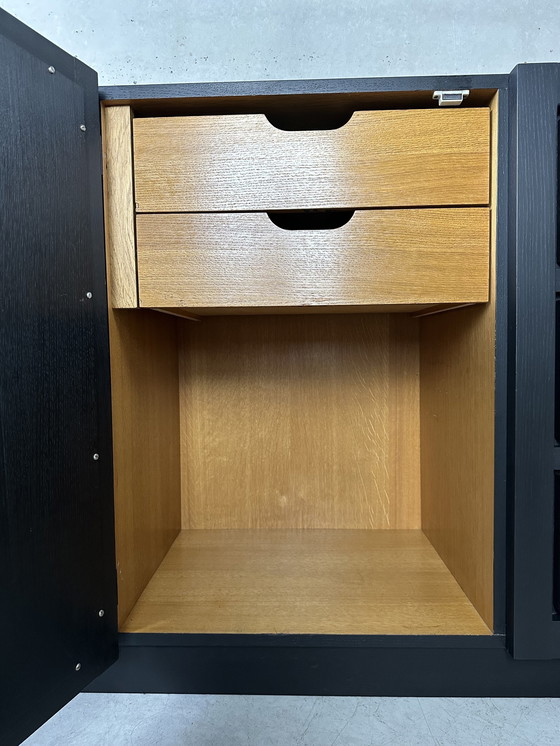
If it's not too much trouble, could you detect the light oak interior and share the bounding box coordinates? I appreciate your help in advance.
[102,106,137,309]
[103,91,498,636]
[108,310,181,627]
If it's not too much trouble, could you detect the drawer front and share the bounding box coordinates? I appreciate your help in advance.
[133,110,490,212]
[136,208,489,309]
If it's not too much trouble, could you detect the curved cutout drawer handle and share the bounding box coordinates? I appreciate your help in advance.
[267,210,355,231]
[263,110,355,132]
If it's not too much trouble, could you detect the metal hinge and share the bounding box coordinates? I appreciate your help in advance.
[432,90,470,107]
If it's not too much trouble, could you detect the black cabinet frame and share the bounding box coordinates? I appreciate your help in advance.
[3,7,560,742]
[90,68,560,692]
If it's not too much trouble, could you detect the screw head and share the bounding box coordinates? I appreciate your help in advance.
[93,453,100,461]
[98,609,105,618]
[75,663,82,671]
[48,65,56,74]
[80,124,87,132]
[86,292,93,299]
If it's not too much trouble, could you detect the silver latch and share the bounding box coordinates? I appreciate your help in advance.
[432,90,470,107]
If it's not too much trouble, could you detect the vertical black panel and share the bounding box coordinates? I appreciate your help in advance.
[509,63,560,659]
[553,473,560,616]
[0,10,116,745]
[556,301,560,445]
[492,86,510,636]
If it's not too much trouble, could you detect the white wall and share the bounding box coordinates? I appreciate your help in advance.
[3,0,559,85]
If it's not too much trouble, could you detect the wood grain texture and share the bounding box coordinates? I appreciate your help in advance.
[102,105,138,308]
[419,96,498,630]
[133,108,490,211]
[137,208,490,310]
[179,314,420,529]
[120,530,491,635]
[108,310,182,627]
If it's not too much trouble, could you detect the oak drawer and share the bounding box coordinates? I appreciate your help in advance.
[133,109,490,212]
[136,208,489,310]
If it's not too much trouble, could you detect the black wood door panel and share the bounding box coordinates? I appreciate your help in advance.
[509,62,560,659]
[0,10,116,744]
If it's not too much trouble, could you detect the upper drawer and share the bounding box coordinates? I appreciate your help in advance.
[133,109,490,212]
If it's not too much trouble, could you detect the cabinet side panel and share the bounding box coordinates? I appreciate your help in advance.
[420,97,498,629]
[179,314,420,529]
[103,106,181,627]
[109,310,182,627]
[102,105,138,308]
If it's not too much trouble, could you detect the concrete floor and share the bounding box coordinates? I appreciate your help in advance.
[18,694,560,745]
[6,1,560,743]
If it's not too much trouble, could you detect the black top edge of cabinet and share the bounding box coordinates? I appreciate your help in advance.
[99,72,509,104]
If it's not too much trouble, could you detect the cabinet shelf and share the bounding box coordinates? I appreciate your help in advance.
[121,529,491,636]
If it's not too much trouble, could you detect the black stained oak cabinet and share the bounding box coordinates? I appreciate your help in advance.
[2,7,560,745]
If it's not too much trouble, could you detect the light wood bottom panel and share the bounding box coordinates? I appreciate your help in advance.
[121,529,491,635]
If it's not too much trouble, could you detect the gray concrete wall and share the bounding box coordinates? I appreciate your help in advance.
[3,0,560,85]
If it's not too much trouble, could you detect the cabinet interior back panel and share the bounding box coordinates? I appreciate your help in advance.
[179,313,421,529]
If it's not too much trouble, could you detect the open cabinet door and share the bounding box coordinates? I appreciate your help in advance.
[0,10,117,744]
[508,63,560,659]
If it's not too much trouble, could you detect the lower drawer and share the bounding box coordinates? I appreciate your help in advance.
[136,208,489,310]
